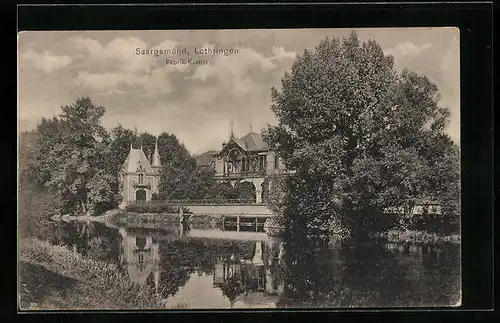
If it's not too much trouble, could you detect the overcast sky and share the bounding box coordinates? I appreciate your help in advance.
[18,28,459,155]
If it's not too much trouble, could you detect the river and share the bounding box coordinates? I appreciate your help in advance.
[21,218,461,309]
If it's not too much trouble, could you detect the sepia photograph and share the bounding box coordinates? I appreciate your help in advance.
[18,28,461,310]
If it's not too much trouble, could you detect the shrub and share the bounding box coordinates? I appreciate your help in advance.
[376,229,460,244]
[407,212,460,235]
[125,202,191,214]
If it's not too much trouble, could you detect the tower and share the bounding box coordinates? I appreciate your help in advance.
[118,140,161,208]
[152,138,161,173]
[230,119,235,139]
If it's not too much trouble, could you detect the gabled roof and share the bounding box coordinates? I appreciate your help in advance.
[195,150,217,166]
[220,132,269,155]
[239,132,268,151]
[122,148,153,173]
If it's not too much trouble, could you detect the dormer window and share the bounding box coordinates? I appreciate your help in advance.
[138,174,144,184]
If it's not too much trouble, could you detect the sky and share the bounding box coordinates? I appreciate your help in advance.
[18,28,460,155]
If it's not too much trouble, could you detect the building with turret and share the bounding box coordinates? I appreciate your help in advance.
[119,139,162,208]
[196,131,286,204]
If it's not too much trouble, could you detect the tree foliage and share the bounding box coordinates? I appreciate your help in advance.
[264,32,460,239]
[22,98,222,222]
[27,97,120,216]
[157,133,198,199]
[107,125,137,178]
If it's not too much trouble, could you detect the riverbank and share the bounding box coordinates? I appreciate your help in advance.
[51,209,183,228]
[19,238,164,310]
[108,211,182,227]
[375,229,460,244]
[51,208,120,223]
[185,214,223,228]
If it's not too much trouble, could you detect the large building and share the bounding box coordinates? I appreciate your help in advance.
[196,131,286,204]
[119,140,162,208]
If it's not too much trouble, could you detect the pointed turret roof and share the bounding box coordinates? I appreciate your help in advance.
[152,138,161,168]
[122,145,153,173]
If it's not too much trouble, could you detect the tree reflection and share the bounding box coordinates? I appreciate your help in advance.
[278,228,460,308]
[279,233,335,308]
[42,220,459,308]
[220,276,245,308]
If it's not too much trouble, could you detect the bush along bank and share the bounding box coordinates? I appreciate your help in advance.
[125,202,191,214]
[264,217,285,236]
[108,210,186,227]
[378,212,460,244]
[375,228,460,244]
[184,214,223,229]
[19,238,164,310]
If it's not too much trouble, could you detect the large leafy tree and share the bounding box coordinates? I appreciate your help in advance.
[157,132,198,199]
[264,32,459,239]
[136,132,157,161]
[28,97,120,216]
[191,166,218,199]
[107,125,137,178]
[19,131,62,237]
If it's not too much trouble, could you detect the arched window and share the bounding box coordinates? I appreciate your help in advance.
[274,155,279,169]
[138,174,144,184]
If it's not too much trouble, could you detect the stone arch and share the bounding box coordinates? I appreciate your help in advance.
[235,181,256,202]
[215,182,238,200]
[135,189,147,201]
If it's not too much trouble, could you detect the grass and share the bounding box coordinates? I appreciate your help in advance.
[19,261,79,310]
[19,238,164,310]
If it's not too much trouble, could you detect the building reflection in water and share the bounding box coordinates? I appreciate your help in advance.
[213,237,285,307]
[119,227,162,294]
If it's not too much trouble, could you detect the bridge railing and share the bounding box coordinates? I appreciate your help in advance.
[214,170,266,178]
[161,199,268,205]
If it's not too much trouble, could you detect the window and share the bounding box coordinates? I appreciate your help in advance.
[274,155,279,169]
[138,174,144,184]
[136,237,146,249]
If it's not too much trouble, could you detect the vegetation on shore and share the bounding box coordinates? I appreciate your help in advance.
[107,210,182,227]
[375,229,460,244]
[185,214,223,228]
[19,238,164,310]
[125,202,191,214]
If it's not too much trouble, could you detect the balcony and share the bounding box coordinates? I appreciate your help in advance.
[215,170,266,179]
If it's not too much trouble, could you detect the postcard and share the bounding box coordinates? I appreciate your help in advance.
[18,28,461,310]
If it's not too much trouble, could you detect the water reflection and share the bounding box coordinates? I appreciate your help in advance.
[212,240,285,308]
[119,227,161,293]
[279,234,460,308]
[32,219,460,309]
